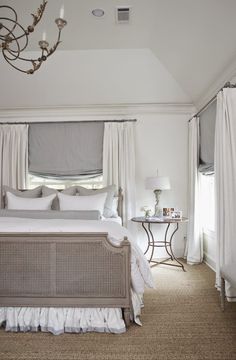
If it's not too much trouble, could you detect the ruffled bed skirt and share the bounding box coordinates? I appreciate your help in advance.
[0,307,126,335]
[0,292,143,335]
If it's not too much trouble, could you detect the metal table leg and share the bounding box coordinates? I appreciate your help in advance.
[168,223,186,271]
[142,221,185,271]
[164,223,173,260]
[142,222,151,255]
[148,222,155,262]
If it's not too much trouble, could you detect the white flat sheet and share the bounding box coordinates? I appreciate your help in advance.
[102,216,122,225]
[0,218,154,334]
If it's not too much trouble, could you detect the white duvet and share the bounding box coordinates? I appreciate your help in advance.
[0,218,154,335]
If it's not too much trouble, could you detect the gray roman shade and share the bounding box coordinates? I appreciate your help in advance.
[199,100,216,174]
[29,122,104,178]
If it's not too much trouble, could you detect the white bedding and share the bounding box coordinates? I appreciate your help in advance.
[102,216,122,225]
[0,218,154,335]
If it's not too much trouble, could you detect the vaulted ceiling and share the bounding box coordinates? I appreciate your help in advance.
[1,0,236,107]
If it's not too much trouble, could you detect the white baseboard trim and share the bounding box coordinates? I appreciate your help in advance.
[203,253,216,272]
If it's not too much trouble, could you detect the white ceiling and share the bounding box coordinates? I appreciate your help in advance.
[0,49,192,108]
[1,0,236,105]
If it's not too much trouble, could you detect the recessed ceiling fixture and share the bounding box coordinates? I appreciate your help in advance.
[92,9,105,17]
[0,0,67,74]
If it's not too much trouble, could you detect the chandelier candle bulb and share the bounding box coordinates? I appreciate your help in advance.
[60,5,64,19]
[42,31,46,41]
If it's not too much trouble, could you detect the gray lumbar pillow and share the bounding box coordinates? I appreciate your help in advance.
[76,185,116,218]
[2,185,42,209]
[0,209,101,220]
[42,186,77,210]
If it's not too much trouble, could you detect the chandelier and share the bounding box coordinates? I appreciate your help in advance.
[0,1,67,74]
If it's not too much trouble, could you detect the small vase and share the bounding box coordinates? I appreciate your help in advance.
[144,210,151,219]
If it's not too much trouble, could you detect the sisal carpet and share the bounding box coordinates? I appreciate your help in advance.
[0,262,236,360]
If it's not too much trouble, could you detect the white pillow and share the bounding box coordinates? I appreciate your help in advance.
[6,192,56,210]
[58,192,107,213]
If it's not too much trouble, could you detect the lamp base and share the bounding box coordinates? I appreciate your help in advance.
[154,189,162,217]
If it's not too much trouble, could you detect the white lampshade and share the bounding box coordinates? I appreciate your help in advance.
[145,176,171,190]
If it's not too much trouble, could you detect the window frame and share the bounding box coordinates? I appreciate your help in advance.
[27,173,104,190]
[199,173,215,234]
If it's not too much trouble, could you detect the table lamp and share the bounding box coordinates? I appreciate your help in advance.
[145,175,171,216]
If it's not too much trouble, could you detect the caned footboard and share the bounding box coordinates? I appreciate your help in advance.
[0,232,131,326]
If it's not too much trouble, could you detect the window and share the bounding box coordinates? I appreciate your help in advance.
[28,122,104,179]
[27,173,103,190]
[200,174,215,233]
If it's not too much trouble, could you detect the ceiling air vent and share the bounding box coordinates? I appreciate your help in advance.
[116,6,131,24]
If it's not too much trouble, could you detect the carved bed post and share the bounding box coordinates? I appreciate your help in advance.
[118,187,124,225]
[123,308,131,327]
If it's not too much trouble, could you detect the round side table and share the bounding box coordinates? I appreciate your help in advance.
[131,216,188,271]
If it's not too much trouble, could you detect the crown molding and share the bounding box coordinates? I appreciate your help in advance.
[196,56,236,111]
[0,103,195,122]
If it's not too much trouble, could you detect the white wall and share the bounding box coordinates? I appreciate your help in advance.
[135,112,188,258]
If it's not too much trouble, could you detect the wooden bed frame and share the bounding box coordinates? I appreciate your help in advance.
[0,187,131,327]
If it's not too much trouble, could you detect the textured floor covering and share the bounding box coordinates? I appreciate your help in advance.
[0,262,236,360]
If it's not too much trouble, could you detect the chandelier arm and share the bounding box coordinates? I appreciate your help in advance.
[2,28,60,74]
[0,6,18,37]
[3,48,20,61]
[31,0,47,27]
[1,28,21,60]
[0,1,66,75]
[0,19,29,53]
[2,49,31,74]
[2,48,40,63]
[2,48,44,74]
[0,1,47,45]
[5,49,45,63]
[46,30,62,58]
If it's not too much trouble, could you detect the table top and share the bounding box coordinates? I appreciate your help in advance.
[131,216,188,224]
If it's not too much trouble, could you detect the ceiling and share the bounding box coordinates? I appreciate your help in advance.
[1,0,236,105]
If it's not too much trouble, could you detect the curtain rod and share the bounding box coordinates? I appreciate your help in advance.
[0,119,137,125]
[188,82,236,123]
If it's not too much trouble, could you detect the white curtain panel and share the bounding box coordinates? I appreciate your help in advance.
[0,124,28,206]
[103,122,136,227]
[215,89,236,299]
[186,117,203,264]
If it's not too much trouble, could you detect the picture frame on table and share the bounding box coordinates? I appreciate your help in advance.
[171,210,183,219]
[163,208,174,217]
[162,208,183,219]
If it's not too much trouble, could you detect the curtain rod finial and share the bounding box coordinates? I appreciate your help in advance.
[223,82,236,89]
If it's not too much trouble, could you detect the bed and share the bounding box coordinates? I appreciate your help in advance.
[0,186,154,335]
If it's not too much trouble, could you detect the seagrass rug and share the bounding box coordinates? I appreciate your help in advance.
[0,262,236,360]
